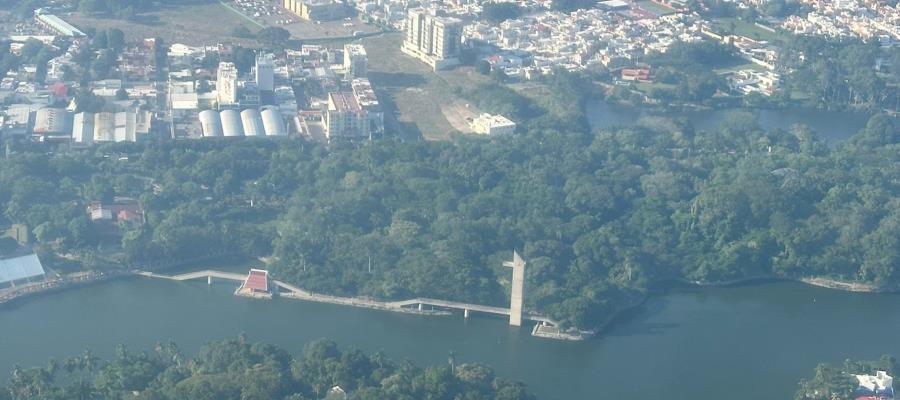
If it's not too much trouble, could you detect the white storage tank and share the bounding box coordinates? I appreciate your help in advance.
[199,109,223,137]
[241,109,265,137]
[220,109,244,137]
[261,108,286,136]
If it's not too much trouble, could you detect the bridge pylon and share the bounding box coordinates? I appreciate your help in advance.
[503,250,526,326]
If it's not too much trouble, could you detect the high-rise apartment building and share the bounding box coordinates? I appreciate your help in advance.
[401,9,462,70]
[343,44,368,78]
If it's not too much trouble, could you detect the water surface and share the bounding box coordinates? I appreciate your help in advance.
[586,99,874,144]
[1,278,898,399]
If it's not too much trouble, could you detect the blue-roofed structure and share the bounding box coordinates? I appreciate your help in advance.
[0,254,45,287]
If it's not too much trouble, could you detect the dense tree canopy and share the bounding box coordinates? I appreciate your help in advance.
[2,62,900,329]
[1,338,535,400]
[795,356,900,400]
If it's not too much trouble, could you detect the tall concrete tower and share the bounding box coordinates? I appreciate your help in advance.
[503,250,526,326]
[255,53,275,92]
[216,62,238,107]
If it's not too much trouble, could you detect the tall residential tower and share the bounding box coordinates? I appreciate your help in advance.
[401,9,462,70]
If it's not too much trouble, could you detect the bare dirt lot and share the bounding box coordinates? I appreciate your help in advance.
[64,0,378,46]
[358,33,491,140]
[66,1,259,45]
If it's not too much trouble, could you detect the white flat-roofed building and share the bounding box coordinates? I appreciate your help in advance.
[32,108,67,136]
[471,113,516,135]
[856,371,894,399]
[0,254,45,288]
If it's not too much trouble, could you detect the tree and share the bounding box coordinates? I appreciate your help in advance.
[481,2,522,22]
[93,30,108,50]
[107,28,126,52]
[476,60,491,75]
[255,27,290,48]
[231,26,253,38]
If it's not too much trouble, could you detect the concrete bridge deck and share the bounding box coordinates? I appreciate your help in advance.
[135,269,560,328]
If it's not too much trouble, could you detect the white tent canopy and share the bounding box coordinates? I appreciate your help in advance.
[0,254,45,285]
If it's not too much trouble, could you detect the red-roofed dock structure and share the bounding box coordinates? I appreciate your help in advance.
[236,268,273,299]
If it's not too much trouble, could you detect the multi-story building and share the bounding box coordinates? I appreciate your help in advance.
[401,9,463,70]
[325,92,368,140]
[351,78,383,135]
[343,44,368,78]
[284,0,346,21]
[216,62,238,107]
[255,54,275,92]
[471,113,516,135]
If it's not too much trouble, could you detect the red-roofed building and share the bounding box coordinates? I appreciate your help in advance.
[621,67,653,82]
[241,269,269,293]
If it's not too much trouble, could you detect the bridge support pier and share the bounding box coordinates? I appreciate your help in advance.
[418,303,423,311]
[208,275,212,285]
[464,309,469,318]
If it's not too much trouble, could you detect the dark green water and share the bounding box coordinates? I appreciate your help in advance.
[1,277,898,399]
[586,99,876,145]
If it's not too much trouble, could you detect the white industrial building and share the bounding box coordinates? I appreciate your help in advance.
[261,108,287,136]
[220,109,244,137]
[196,108,286,137]
[199,109,223,137]
[471,113,516,135]
[72,111,94,144]
[32,108,67,136]
[83,110,150,143]
[33,9,84,37]
[241,109,265,136]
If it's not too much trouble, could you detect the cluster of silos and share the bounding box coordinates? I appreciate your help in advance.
[198,108,286,138]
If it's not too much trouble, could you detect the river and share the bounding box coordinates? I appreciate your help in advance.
[585,99,876,144]
[2,275,900,399]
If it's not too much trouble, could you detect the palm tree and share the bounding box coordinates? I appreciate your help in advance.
[447,350,457,374]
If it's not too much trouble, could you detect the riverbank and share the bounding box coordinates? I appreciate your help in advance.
[676,274,884,293]
[0,270,130,307]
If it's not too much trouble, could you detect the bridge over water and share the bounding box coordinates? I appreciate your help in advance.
[135,269,561,329]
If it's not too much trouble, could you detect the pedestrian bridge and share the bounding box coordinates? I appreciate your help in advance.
[135,269,560,328]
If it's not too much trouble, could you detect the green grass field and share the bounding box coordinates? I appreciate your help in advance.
[712,18,783,43]
[713,62,767,75]
[634,81,677,93]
